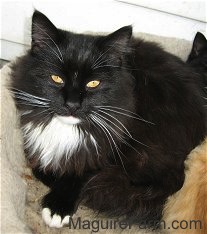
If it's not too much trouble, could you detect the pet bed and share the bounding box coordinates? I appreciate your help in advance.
[1,32,206,234]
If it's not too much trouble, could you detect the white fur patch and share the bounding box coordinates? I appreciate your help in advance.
[57,115,81,125]
[42,208,70,228]
[22,116,98,169]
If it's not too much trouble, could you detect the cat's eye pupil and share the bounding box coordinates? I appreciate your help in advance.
[51,75,63,84]
[86,80,100,88]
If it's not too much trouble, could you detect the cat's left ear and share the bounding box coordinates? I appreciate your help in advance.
[192,32,207,56]
[31,10,59,53]
[101,26,132,54]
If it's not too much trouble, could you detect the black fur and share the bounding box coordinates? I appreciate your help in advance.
[187,32,207,96]
[10,11,206,228]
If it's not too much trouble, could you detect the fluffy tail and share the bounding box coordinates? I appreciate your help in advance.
[81,166,183,228]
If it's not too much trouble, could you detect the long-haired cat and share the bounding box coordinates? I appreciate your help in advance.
[10,11,206,229]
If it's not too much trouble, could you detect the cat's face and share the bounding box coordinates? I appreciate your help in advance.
[12,11,135,128]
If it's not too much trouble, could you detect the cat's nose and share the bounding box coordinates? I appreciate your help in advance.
[65,101,80,114]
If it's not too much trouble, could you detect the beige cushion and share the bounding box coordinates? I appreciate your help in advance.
[1,33,206,234]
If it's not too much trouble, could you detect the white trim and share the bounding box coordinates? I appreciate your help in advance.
[117,0,207,22]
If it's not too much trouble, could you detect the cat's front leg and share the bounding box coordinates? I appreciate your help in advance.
[41,175,83,228]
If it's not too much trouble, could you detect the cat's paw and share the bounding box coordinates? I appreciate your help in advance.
[42,208,70,228]
[41,188,77,228]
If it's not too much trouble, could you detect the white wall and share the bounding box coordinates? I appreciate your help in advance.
[1,0,207,61]
[121,0,207,22]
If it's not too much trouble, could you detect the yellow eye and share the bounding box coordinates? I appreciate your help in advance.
[86,80,100,88]
[51,75,64,84]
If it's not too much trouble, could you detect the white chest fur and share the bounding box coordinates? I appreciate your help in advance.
[22,116,98,170]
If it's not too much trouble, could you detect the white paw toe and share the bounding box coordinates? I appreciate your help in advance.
[62,215,70,225]
[42,208,70,228]
[42,208,52,226]
[50,214,62,228]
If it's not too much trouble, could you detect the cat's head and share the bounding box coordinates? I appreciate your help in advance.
[187,32,207,73]
[11,10,135,128]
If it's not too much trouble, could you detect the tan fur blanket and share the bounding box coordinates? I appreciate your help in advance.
[1,33,206,234]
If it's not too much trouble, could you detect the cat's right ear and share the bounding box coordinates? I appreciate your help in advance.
[192,32,207,56]
[31,10,59,53]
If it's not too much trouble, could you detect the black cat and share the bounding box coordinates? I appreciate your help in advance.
[10,11,206,229]
[187,32,207,96]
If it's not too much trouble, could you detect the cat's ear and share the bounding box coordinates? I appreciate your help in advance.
[192,32,207,56]
[31,10,59,52]
[101,26,132,53]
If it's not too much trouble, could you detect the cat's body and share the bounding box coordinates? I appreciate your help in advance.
[10,11,206,228]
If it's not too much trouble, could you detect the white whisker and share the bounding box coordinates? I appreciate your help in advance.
[35,40,63,63]
[34,57,62,69]
[92,111,130,138]
[89,116,116,163]
[91,115,129,175]
[29,108,52,118]
[93,64,121,70]
[96,109,132,137]
[32,23,64,63]
[94,107,151,148]
[15,102,49,108]
[93,112,142,156]
[92,57,119,70]
[96,105,142,118]
[97,106,154,125]
[91,40,119,69]
[13,95,49,106]
[10,88,51,102]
